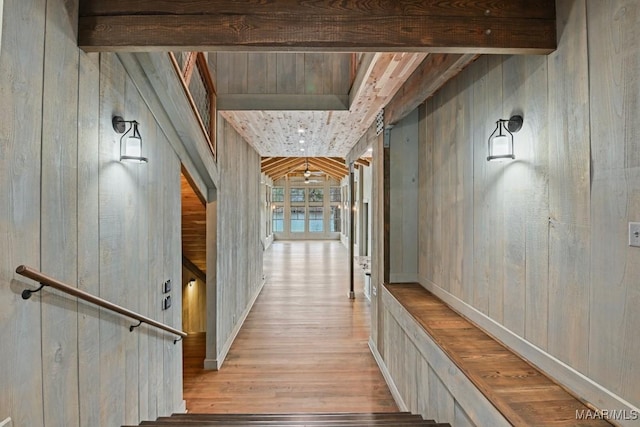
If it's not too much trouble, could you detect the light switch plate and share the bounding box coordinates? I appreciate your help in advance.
[629,222,640,247]
[162,295,172,310]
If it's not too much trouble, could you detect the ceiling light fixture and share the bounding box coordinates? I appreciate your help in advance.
[112,116,148,163]
[304,158,311,178]
[487,115,523,162]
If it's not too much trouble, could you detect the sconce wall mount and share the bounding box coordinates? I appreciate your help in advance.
[112,115,148,163]
[487,115,523,162]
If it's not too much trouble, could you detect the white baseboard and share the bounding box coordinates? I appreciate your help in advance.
[418,277,640,425]
[368,338,408,412]
[0,417,12,427]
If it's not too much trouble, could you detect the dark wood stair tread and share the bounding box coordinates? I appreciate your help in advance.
[130,412,450,427]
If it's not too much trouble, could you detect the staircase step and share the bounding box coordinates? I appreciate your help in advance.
[134,423,445,427]
[129,412,451,427]
[156,413,425,422]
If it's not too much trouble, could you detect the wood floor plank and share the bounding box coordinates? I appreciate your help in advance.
[183,241,397,413]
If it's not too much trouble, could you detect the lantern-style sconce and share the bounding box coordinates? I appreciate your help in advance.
[188,278,196,287]
[487,115,523,162]
[112,116,148,163]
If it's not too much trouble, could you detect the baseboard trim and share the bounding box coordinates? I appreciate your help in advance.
[418,277,640,423]
[368,338,408,412]
[215,278,267,370]
[0,418,12,427]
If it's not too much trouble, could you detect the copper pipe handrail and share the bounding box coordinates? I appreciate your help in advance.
[16,265,187,343]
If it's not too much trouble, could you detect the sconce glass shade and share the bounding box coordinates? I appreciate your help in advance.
[487,115,522,162]
[112,116,148,163]
[188,278,196,287]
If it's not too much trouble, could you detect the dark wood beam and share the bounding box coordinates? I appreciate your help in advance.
[384,53,478,126]
[182,255,206,283]
[78,0,556,53]
[263,158,306,178]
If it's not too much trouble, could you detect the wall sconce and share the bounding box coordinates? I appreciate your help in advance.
[487,115,523,162]
[112,116,148,163]
[188,278,196,287]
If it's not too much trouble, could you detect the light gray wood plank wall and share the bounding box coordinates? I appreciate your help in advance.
[41,0,80,425]
[389,110,419,283]
[212,118,264,366]
[546,0,591,374]
[587,0,640,405]
[0,0,187,422]
[371,0,640,418]
[0,0,45,425]
[77,51,101,427]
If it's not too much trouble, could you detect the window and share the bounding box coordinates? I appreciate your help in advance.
[291,207,305,232]
[309,207,324,232]
[330,206,341,233]
[272,207,284,232]
[290,188,305,203]
[272,187,284,202]
[330,187,341,203]
[309,188,324,203]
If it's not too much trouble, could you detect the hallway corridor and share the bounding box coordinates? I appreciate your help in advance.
[183,241,397,413]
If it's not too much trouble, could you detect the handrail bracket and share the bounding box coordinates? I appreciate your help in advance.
[22,283,46,300]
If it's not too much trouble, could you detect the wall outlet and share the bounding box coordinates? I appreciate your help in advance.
[630,222,640,247]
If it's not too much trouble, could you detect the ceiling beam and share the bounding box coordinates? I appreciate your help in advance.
[263,158,306,178]
[384,53,479,126]
[262,157,303,174]
[78,1,556,53]
[310,158,349,179]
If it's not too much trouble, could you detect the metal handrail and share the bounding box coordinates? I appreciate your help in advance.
[15,265,187,343]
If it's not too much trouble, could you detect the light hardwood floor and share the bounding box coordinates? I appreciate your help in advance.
[183,240,397,413]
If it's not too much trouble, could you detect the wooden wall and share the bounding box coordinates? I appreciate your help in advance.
[210,52,351,97]
[371,0,640,422]
[0,0,184,424]
[205,118,264,369]
[182,267,206,333]
[389,109,420,282]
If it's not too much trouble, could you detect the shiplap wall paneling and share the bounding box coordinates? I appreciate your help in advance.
[389,110,419,283]
[547,0,590,374]
[124,69,146,425]
[587,0,640,404]
[370,130,384,347]
[146,107,165,421]
[470,55,506,322]
[0,0,45,424]
[214,118,264,366]
[77,51,101,427]
[98,51,130,427]
[41,0,80,424]
[501,53,549,346]
[213,52,351,96]
[162,128,183,416]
